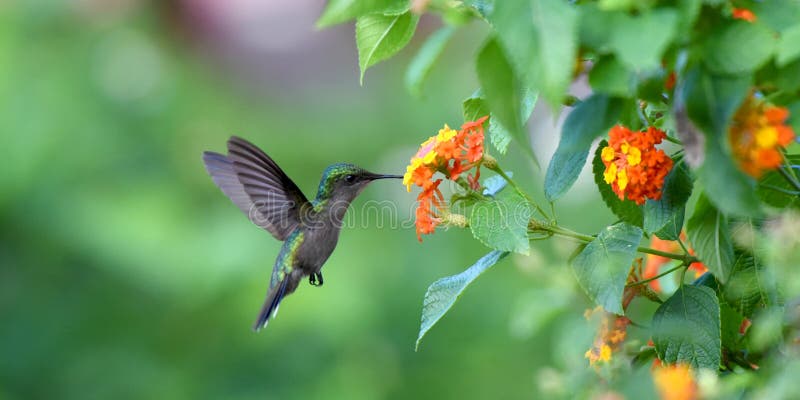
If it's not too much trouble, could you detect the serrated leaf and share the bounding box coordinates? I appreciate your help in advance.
[681,65,760,216]
[545,94,623,202]
[723,250,778,318]
[644,162,693,235]
[317,0,407,28]
[416,250,508,350]
[571,223,643,315]
[463,89,537,156]
[470,189,532,255]
[704,21,776,76]
[655,207,685,241]
[591,140,643,226]
[489,0,578,109]
[462,90,489,122]
[686,194,735,283]
[609,9,679,71]
[652,285,721,370]
[356,12,419,85]
[404,26,455,97]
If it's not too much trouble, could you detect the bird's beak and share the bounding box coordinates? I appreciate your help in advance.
[365,172,403,180]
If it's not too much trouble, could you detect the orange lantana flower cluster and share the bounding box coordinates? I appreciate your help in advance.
[644,234,708,292]
[403,116,488,241]
[729,95,796,178]
[652,363,697,400]
[584,306,631,366]
[601,125,674,205]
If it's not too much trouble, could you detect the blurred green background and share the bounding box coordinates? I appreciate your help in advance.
[0,1,644,399]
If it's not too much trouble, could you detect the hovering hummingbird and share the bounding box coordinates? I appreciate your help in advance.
[203,136,401,331]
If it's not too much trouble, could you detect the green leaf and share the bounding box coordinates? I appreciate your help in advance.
[578,4,615,53]
[545,94,623,202]
[719,302,746,354]
[776,59,800,93]
[777,24,800,67]
[589,56,634,97]
[652,285,721,370]
[476,39,526,148]
[655,209,685,241]
[609,9,679,71]
[752,0,800,33]
[757,154,800,208]
[470,189,532,255]
[462,90,489,122]
[644,162,693,235]
[682,65,751,137]
[404,26,455,97]
[591,140,643,227]
[723,250,778,318]
[676,0,702,36]
[416,250,508,350]
[462,90,538,157]
[681,66,760,216]
[571,223,643,315]
[686,194,735,283]
[317,0,407,28]
[704,21,776,76]
[489,0,578,109]
[356,12,419,85]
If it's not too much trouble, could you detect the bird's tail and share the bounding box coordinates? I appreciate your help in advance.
[253,272,294,331]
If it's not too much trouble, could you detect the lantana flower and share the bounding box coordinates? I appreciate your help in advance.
[584,306,631,366]
[644,234,708,292]
[601,125,674,205]
[652,363,697,400]
[403,116,488,241]
[729,95,796,178]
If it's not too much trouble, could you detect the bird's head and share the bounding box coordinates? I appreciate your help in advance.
[315,163,401,206]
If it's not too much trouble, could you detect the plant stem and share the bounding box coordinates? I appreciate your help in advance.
[626,263,687,288]
[778,166,800,193]
[536,223,699,264]
[491,166,550,220]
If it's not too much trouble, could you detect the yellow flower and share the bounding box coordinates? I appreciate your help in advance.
[617,168,629,191]
[436,124,457,142]
[601,146,616,162]
[755,126,778,148]
[626,146,641,166]
[604,162,618,184]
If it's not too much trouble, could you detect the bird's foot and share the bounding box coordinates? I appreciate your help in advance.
[309,272,324,287]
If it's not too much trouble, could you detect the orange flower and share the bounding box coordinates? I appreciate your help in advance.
[601,125,674,205]
[404,116,489,241]
[732,8,756,22]
[652,364,697,400]
[584,306,631,366]
[664,71,676,91]
[643,233,708,292]
[730,95,796,178]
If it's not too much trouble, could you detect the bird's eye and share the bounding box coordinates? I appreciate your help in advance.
[344,174,356,183]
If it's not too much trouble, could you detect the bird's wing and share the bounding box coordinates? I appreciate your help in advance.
[202,136,309,241]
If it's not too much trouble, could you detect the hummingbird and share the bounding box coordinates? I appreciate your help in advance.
[202,136,401,331]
